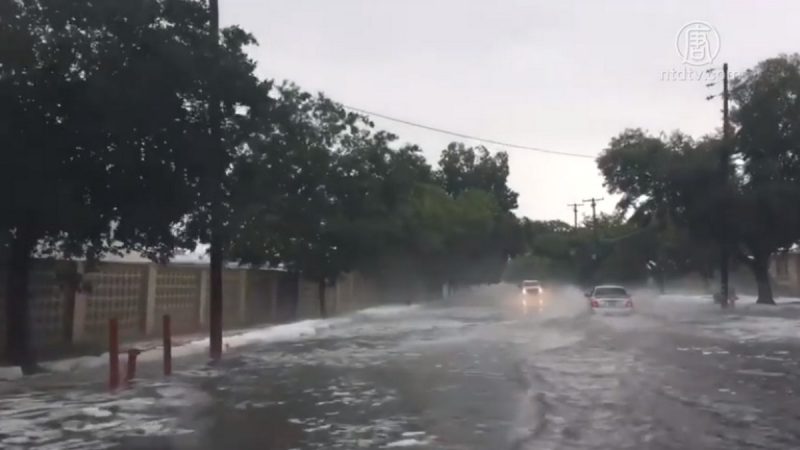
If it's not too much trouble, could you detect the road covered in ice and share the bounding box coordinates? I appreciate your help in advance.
[2,285,800,449]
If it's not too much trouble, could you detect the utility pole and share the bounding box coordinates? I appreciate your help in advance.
[582,197,603,285]
[208,0,224,360]
[706,62,732,307]
[567,203,582,229]
[719,62,731,308]
[582,197,603,241]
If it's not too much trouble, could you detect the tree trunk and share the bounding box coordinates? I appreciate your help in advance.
[753,256,775,305]
[5,227,40,374]
[318,279,327,318]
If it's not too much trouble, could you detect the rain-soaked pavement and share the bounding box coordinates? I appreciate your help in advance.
[2,285,800,449]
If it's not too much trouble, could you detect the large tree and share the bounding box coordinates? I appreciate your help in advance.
[597,130,724,291]
[0,0,262,370]
[227,90,522,305]
[729,54,800,304]
[597,105,800,304]
[433,143,521,285]
[227,86,419,315]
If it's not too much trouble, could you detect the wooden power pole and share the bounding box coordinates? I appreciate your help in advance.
[208,0,224,360]
[568,203,582,229]
[719,62,731,307]
[583,197,603,241]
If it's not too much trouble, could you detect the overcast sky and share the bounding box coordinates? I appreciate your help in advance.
[221,0,800,223]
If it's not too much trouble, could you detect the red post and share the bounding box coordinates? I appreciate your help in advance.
[163,314,172,376]
[125,348,141,386]
[108,318,120,391]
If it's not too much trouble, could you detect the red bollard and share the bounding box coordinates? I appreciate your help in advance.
[109,318,120,391]
[163,314,172,376]
[125,348,141,386]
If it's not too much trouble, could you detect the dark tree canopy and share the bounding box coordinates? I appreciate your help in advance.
[0,0,271,368]
[594,55,800,303]
[436,143,519,212]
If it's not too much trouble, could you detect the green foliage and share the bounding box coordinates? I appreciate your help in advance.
[0,0,518,365]
[505,218,584,284]
[225,84,519,291]
[436,143,519,211]
[596,130,724,287]
[1,0,272,366]
[595,55,800,303]
[227,85,355,280]
[731,55,800,253]
[0,0,266,259]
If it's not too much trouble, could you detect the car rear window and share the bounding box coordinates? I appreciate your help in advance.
[593,287,628,298]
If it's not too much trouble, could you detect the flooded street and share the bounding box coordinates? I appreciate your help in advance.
[7,2,800,448]
[3,286,800,449]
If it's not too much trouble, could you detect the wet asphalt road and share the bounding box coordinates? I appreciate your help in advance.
[3,285,800,449]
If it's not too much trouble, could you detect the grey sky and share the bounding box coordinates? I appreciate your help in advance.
[221,0,800,223]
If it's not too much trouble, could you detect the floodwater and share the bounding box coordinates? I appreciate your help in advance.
[2,285,800,449]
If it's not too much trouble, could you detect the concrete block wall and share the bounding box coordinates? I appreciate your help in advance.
[297,278,321,318]
[154,267,202,335]
[0,260,394,361]
[770,253,800,295]
[0,262,278,356]
[80,262,149,345]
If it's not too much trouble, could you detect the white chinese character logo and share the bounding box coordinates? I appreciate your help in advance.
[676,21,721,66]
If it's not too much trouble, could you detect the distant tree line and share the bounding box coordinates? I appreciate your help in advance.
[0,0,521,371]
[504,213,716,292]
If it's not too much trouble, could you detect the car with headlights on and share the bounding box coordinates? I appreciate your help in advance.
[521,280,543,296]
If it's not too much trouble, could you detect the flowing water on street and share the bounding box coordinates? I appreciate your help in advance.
[2,285,800,449]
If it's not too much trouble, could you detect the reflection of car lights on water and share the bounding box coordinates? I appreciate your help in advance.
[521,296,544,315]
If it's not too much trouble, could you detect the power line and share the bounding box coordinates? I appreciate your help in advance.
[341,104,596,160]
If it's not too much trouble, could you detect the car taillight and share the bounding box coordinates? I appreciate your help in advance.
[590,299,600,308]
